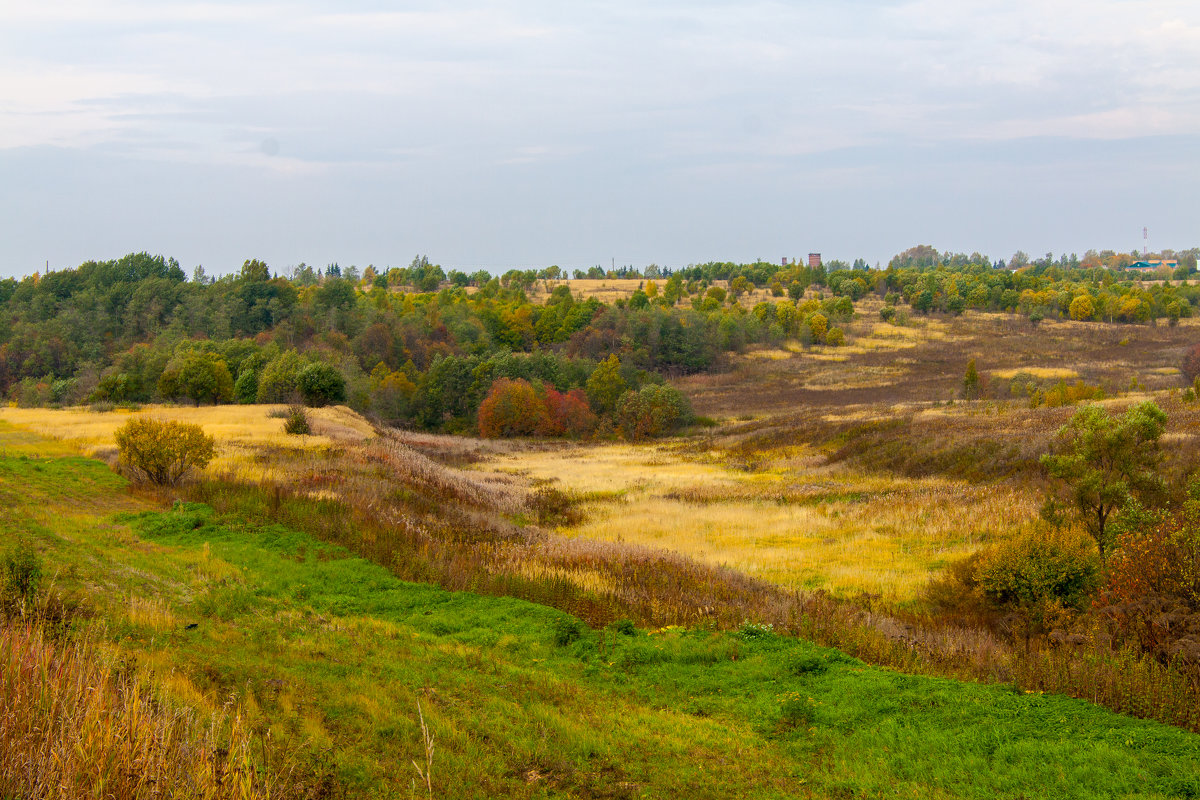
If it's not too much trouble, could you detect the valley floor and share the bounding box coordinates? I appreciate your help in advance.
[3,420,1200,798]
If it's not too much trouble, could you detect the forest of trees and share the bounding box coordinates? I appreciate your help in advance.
[2,247,1197,436]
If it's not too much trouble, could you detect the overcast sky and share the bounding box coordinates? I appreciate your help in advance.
[1,1,1197,278]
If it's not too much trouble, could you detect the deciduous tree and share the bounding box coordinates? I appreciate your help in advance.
[585,355,627,416]
[114,418,216,486]
[1041,401,1167,558]
[157,350,234,405]
[962,359,981,399]
[1181,343,1200,383]
[477,378,546,438]
[1069,295,1095,321]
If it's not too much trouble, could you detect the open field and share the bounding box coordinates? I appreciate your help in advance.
[8,304,1200,609]
[0,404,374,481]
[0,402,1042,602]
[681,306,1199,418]
[5,427,1200,798]
[479,443,1038,599]
[7,304,1200,747]
[527,277,786,307]
[465,300,1200,601]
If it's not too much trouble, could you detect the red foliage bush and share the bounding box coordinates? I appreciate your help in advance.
[478,380,597,439]
[477,378,546,438]
[1099,499,1200,672]
[1182,342,1200,383]
[539,388,598,438]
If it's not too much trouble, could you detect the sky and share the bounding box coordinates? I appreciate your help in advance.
[1,1,1198,279]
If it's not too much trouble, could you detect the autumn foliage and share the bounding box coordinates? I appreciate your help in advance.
[477,379,597,439]
[1182,342,1200,383]
[477,379,543,438]
[540,387,599,437]
[114,418,216,486]
[1100,495,1200,673]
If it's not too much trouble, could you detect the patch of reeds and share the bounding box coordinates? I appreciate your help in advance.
[0,618,273,800]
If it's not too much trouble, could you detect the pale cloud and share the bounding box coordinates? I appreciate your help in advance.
[0,0,1198,274]
[0,66,175,148]
[6,0,1200,158]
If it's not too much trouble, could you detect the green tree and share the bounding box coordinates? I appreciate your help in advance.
[157,350,234,405]
[585,355,627,416]
[615,384,691,440]
[239,258,271,282]
[257,349,307,403]
[962,359,981,400]
[1041,401,1168,559]
[114,418,216,486]
[233,369,259,404]
[296,362,346,407]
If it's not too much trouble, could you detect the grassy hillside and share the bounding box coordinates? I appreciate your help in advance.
[4,424,1200,798]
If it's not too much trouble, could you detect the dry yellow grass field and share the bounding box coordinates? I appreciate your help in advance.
[0,404,374,481]
[991,367,1080,380]
[527,278,646,304]
[527,277,788,308]
[477,442,1039,600]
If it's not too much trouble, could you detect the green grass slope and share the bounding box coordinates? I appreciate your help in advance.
[2,424,1199,799]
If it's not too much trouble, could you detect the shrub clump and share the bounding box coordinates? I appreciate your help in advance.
[777,695,817,731]
[477,378,544,438]
[1100,491,1200,672]
[477,379,598,439]
[1181,342,1200,383]
[929,532,1101,632]
[282,405,311,435]
[552,616,585,647]
[615,384,692,440]
[612,618,637,636]
[114,418,216,486]
[529,485,583,527]
[974,530,1101,612]
[1,540,42,616]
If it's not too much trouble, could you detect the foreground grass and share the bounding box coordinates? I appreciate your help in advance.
[4,432,1200,797]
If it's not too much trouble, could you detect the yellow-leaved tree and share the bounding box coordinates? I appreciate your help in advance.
[114,418,215,486]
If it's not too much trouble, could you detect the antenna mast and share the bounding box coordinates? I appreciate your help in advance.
[1144,227,1149,257]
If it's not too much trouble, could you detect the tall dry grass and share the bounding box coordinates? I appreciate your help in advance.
[0,619,273,800]
[482,443,1040,598]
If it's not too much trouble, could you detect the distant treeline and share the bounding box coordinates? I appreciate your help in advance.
[2,246,1197,434]
[0,253,853,434]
